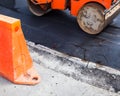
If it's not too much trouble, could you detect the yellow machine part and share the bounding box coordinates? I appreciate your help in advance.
[35,0,52,4]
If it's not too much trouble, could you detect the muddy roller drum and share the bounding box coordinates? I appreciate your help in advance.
[77,3,105,34]
[27,0,51,16]
[77,2,120,34]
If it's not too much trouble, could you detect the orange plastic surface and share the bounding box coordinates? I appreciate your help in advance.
[0,14,40,85]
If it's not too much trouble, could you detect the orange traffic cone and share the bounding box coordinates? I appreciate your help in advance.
[0,14,40,85]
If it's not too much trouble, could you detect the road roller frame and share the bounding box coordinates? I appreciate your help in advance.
[27,0,120,34]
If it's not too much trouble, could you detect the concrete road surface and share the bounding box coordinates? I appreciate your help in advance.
[0,41,120,96]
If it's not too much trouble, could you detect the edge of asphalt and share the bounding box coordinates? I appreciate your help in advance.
[27,41,120,93]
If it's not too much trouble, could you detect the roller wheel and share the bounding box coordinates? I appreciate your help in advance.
[77,3,105,34]
[27,0,51,16]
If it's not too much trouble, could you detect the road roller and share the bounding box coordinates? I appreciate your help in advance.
[27,0,120,34]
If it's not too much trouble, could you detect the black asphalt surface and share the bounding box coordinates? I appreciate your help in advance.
[0,0,120,70]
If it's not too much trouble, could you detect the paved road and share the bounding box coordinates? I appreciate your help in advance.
[1,62,119,96]
[0,0,120,70]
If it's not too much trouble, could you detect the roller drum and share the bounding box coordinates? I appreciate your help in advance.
[27,0,51,16]
[77,1,120,34]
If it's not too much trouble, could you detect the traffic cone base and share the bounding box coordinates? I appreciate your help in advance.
[14,67,40,85]
[0,14,40,85]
